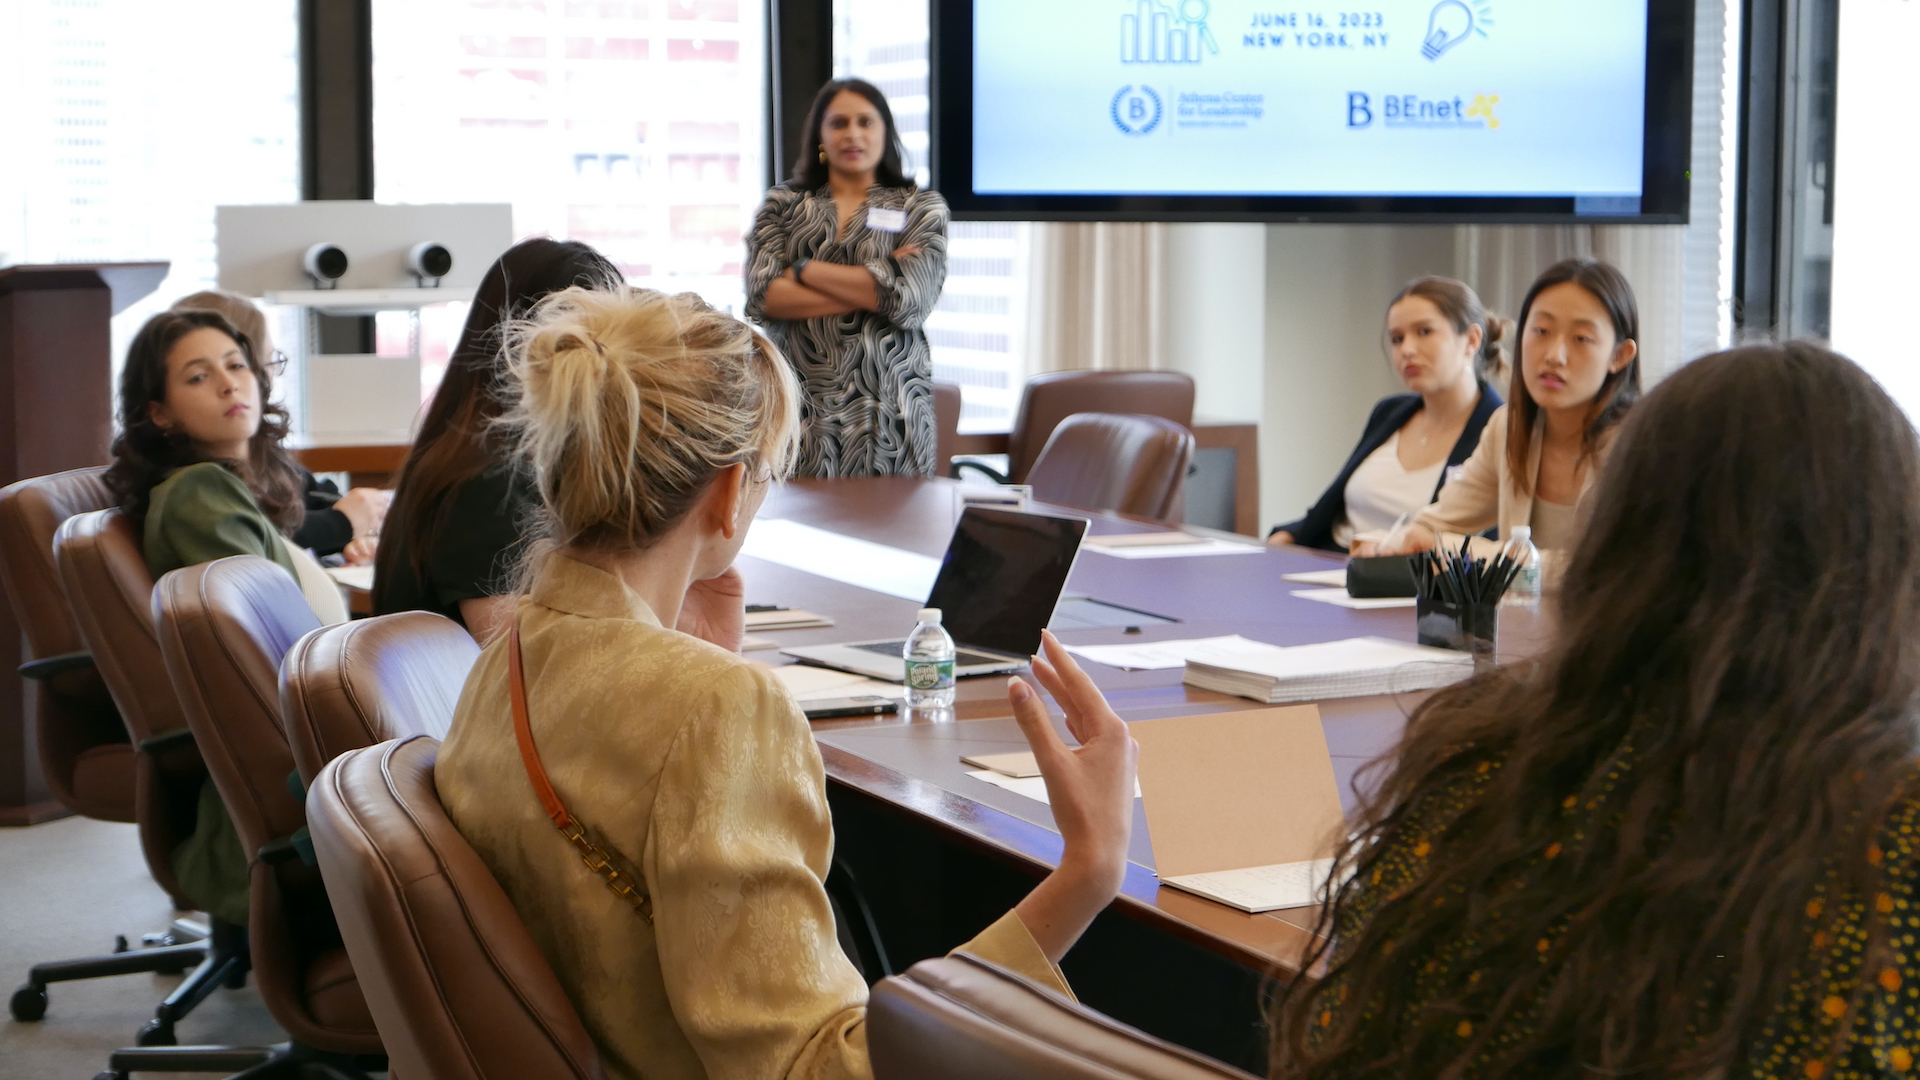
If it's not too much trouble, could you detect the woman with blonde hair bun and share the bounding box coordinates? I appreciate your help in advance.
[435,286,1137,1080]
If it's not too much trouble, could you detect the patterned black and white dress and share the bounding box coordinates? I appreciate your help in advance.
[745,184,949,478]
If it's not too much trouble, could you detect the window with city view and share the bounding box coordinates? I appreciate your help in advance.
[372,0,767,393]
[0,0,301,370]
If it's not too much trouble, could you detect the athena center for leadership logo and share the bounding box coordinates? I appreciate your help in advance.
[1111,85,1164,135]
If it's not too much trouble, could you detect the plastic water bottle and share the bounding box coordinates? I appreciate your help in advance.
[904,607,957,709]
[1501,526,1542,599]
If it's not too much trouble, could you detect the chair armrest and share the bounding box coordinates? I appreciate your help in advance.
[953,460,1011,486]
[18,651,95,681]
[138,727,197,754]
[257,826,316,867]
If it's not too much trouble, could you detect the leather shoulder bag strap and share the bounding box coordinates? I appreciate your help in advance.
[509,620,654,922]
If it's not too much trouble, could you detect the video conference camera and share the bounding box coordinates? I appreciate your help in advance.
[303,242,349,288]
[408,241,453,286]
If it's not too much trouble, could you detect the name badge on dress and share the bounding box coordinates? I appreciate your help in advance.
[866,207,907,234]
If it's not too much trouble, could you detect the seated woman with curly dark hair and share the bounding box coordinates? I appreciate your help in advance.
[103,308,348,923]
[105,307,347,624]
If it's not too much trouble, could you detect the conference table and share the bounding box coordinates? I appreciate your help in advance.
[734,477,1547,1073]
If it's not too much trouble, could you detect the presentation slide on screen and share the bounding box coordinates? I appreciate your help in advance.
[971,0,1648,201]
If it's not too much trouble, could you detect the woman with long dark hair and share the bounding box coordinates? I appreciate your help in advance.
[1365,258,1641,562]
[1267,342,1920,1078]
[744,77,949,478]
[170,288,390,563]
[104,306,349,922]
[373,237,621,640]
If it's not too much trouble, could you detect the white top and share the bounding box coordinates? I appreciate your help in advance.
[1528,498,1579,552]
[1333,431,1448,549]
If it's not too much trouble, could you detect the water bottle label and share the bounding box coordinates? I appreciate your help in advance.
[905,659,954,691]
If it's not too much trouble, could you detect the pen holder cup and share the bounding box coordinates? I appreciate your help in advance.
[1416,596,1498,666]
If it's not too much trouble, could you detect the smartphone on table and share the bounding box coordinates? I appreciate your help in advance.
[801,696,899,720]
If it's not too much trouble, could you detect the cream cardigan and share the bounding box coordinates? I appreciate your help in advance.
[1412,404,1616,553]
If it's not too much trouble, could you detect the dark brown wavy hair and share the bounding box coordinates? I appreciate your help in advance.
[787,78,913,191]
[372,238,620,613]
[1271,342,1920,1079]
[104,308,304,532]
[1505,259,1642,496]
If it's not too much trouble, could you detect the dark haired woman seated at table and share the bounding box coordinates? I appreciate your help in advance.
[1268,277,1504,552]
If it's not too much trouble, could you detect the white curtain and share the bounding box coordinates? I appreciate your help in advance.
[1024,222,1167,373]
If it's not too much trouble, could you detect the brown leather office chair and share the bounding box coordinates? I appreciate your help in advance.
[150,555,383,1078]
[869,953,1258,1080]
[932,379,963,478]
[0,472,220,1027]
[1024,413,1196,522]
[279,610,480,789]
[56,506,210,900]
[960,371,1196,486]
[309,736,606,1080]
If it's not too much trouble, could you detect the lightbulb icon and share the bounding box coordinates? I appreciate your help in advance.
[1422,0,1475,60]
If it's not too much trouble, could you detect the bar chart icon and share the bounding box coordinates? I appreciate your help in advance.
[1120,0,1215,64]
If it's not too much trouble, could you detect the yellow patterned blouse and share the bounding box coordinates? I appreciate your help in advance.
[437,553,1069,1080]
[1315,747,1920,1080]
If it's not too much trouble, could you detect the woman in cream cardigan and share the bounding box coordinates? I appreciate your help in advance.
[1364,259,1642,559]
[434,286,1137,1080]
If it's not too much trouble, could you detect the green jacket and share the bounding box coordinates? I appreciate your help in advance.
[145,462,299,581]
[143,462,297,926]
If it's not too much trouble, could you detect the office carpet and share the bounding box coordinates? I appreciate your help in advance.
[0,814,285,1080]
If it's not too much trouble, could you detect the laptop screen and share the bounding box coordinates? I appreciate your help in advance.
[926,508,1088,658]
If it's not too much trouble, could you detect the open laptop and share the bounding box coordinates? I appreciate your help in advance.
[781,507,1089,681]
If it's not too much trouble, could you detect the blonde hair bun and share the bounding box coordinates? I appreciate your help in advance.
[499,286,800,551]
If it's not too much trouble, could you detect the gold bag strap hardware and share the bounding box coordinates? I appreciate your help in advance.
[509,621,654,922]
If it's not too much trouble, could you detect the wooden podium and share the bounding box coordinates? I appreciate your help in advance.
[0,262,168,824]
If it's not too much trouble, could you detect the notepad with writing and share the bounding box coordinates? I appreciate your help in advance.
[1132,706,1348,913]
[1182,636,1471,703]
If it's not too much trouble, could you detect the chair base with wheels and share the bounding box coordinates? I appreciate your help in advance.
[10,919,209,1022]
[93,1040,385,1080]
[131,916,251,1047]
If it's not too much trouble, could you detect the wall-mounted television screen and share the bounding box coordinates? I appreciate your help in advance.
[931,0,1693,223]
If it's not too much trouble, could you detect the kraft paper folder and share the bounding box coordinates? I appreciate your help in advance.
[1132,705,1347,913]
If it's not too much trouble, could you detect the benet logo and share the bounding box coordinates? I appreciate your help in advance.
[1112,85,1165,134]
[1347,91,1500,129]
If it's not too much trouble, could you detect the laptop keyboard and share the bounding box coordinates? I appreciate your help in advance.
[849,640,1014,667]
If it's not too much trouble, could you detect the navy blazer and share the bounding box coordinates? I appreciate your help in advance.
[1272,379,1503,552]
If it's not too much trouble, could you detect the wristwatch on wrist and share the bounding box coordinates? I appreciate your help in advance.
[793,258,811,287]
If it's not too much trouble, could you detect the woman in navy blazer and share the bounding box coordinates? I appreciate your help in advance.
[1270,278,1506,552]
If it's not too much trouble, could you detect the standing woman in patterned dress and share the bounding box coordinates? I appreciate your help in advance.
[745,78,948,478]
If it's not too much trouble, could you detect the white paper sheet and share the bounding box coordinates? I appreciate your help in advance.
[1084,536,1266,560]
[1162,859,1338,913]
[1291,587,1417,610]
[1280,568,1347,587]
[739,518,940,601]
[765,664,908,702]
[1065,635,1269,672]
[964,769,1140,804]
[1083,531,1206,549]
[324,565,375,591]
